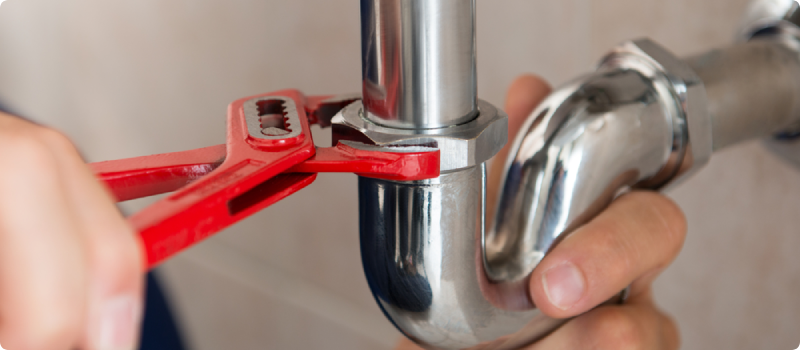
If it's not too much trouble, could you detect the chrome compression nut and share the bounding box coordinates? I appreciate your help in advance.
[332,100,508,172]
[601,39,712,182]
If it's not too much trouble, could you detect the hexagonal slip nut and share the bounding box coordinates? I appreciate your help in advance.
[332,100,508,172]
[601,38,712,178]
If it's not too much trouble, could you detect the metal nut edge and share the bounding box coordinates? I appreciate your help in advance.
[602,38,712,180]
[332,100,508,172]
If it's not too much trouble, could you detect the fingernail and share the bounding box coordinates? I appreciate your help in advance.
[542,262,586,311]
[95,295,141,350]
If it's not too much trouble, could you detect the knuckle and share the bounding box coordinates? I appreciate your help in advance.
[0,125,77,170]
[0,128,59,170]
[92,229,144,280]
[584,219,638,278]
[96,237,142,273]
[659,312,681,350]
[590,308,647,350]
[647,194,687,232]
[32,128,84,165]
[618,191,687,256]
[35,127,76,152]
[643,193,687,253]
[8,312,82,350]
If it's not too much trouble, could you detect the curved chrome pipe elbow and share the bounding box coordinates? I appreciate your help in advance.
[487,40,711,283]
[355,0,800,348]
[358,39,711,350]
[360,166,554,350]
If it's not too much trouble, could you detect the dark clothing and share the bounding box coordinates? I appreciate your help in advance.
[140,272,187,350]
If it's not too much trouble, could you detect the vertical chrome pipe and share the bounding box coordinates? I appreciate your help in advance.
[352,0,515,348]
[360,0,478,129]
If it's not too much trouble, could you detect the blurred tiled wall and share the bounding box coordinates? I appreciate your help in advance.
[1,0,798,349]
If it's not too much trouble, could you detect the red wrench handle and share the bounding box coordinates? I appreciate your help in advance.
[92,145,227,202]
[90,91,440,269]
[92,142,440,202]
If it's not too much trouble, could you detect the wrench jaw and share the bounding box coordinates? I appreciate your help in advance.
[93,90,440,269]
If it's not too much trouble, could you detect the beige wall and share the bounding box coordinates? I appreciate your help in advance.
[0,0,797,349]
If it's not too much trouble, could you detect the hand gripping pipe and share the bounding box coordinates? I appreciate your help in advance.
[331,0,800,349]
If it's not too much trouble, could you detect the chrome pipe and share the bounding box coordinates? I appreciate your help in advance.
[360,0,478,129]
[359,166,567,350]
[487,67,689,283]
[350,1,800,350]
[686,39,800,151]
[480,7,800,350]
[742,0,800,167]
[352,1,515,348]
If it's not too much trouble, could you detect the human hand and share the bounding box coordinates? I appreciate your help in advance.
[396,75,684,350]
[0,112,144,350]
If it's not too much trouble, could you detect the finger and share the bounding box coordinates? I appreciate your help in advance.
[0,114,89,349]
[530,191,687,318]
[488,74,551,216]
[37,127,145,350]
[527,288,680,350]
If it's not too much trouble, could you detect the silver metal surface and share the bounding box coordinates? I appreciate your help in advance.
[359,166,565,350]
[736,0,800,167]
[607,39,712,174]
[332,100,507,172]
[356,0,800,348]
[243,96,302,140]
[311,94,361,128]
[740,0,800,39]
[339,140,438,154]
[685,39,800,151]
[359,165,626,350]
[357,37,711,349]
[361,0,478,129]
[488,38,708,284]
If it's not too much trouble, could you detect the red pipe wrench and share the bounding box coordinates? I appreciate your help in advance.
[90,90,440,268]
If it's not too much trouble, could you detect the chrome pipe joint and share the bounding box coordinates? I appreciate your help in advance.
[335,1,514,348]
[490,39,712,286]
[738,0,800,165]
[333,0,800,349]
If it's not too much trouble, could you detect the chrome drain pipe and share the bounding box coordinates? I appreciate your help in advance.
[334,0,800,349]
[686,38,800,151]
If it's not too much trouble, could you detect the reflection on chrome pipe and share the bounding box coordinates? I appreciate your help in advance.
[359,166,565,350]
[356,0,800,348]
[360,0,478,129]
[489,73,681,283]
[488,38,710,285]
[355,38,713,350]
